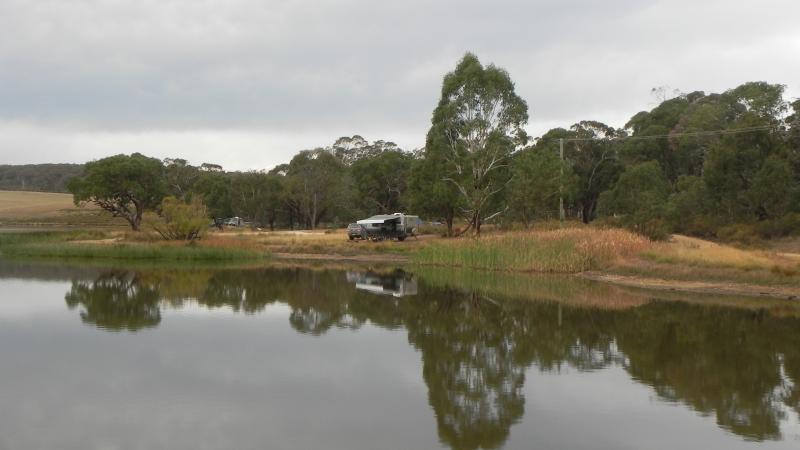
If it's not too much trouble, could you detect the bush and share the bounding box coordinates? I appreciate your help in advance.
[634,219,670,241]
[717,223,762,246]
[676,215,720,238]
[151,196,209,241]
[756,213,800,239]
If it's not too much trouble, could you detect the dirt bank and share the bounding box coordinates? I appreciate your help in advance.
[272,252,409,264]
[580,271,800,300]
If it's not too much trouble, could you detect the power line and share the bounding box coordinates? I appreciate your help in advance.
[561,124,781,143]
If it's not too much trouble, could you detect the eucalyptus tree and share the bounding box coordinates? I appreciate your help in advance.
[506,146,576,227]
[66,153,166,231]
[350,150,412,214]
[428,53,528,235]
[331,135,404,166]
[598,161,671,238]
[285,149,352,229]
[407,137,461,236]
[229,172,285,230]
[163,158,200,200]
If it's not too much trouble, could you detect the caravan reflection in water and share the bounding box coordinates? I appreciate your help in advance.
[346,270,417,297]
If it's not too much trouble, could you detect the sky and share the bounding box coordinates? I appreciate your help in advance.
[0,0,798,171]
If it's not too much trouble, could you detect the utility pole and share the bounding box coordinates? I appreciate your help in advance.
[559,138,565,224]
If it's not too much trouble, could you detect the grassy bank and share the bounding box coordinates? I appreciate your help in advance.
[0,231,268,262]
[2,243,265,261]
[610,234,800,288]
[413,228,650,273]
[3,226,800,294]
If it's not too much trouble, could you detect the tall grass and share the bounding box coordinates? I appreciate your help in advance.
[413,227,650,273]
[1,242,267,261]
[0,230,108,247]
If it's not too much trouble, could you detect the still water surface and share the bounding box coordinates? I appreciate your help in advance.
[1,260,800,449]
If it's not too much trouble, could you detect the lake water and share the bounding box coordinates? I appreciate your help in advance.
[1,259,800,450]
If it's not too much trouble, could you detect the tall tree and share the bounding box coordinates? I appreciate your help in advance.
[230,172,285,230]
[351,150,412,214]
[285,149,352,229]
[507,146,576,227]
[194,171,233,219]
[429,53,528,235]
[66,153,166,231]
[599,161,671,237]
[163,158,200,200]
[407,136,461,236]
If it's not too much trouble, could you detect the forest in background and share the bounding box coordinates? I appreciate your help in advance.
[0,164,84,193]
[4,54,800,242]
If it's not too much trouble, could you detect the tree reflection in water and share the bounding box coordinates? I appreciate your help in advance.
[63,267,800,446]
[64,271,161,331]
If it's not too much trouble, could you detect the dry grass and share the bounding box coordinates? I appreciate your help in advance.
[414,227,651,273]
[238,229,429,255]
[0,190,126,227]
[0,190,83,219]
[642,235,793,271]
[610,234,800,287]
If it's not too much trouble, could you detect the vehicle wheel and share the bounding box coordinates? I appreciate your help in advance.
[397,236,406,242]
[349,235,354,240]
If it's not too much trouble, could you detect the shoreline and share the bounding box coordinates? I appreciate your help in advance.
[271,252,800,300]
[3,227,800,301]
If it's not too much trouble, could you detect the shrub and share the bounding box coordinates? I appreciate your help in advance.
[717,223,762,246]
[151,196,209,241]
[756,213,800,239]
[635,218,671,241]
[677,215,720,238]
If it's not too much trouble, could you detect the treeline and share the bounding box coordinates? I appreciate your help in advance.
[0,164,84,192]
[61,53,800,239]
[158,137,413,230]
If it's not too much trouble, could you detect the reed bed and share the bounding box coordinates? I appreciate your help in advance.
[413,227,651,273]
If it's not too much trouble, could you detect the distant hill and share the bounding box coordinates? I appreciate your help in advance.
[0,164,84,193]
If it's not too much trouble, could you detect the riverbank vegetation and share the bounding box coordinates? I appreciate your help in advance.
[2,225,799,296]
[413,227,650,272]
[0,231,268,262]
[0,53,787,247]
[1,53,799,291]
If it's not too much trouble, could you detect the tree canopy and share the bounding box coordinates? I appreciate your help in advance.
[67,153,166,231]
[7,55,793,241]
[428,53,528,235]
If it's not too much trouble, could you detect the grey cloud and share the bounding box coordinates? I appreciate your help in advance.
[0,0,798,166]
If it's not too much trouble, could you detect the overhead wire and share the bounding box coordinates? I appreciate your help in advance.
[560,124,782,143]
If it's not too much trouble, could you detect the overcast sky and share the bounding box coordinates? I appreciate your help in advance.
[0,0,798,171]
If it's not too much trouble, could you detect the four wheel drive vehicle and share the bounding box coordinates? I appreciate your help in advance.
[347,223,368,240]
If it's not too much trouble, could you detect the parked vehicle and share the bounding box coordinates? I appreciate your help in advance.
[355,213,419,241]
[224,217,245,227]
[347,223,368,240]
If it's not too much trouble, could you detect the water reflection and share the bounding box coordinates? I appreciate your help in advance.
[65,271,161,331]
[42,266,800,446]
[346,270,418,297]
